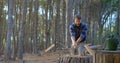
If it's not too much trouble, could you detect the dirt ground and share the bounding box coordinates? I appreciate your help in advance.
[0,50,69,63]
[23,53,59,63]
[0,54,59,63]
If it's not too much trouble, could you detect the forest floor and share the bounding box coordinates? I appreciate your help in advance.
[23,53,60,63]
[0,50,69,63]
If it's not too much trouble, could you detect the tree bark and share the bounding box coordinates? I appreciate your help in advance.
[18,0,27,59]
[33,0,39,54]
[65,0,73,48]
[116,0,120,46]
[55,0,60,49]
[62,0,66,47]
[28,0,33,53]
[74,0,80,15]
[0,0,4,55]
[6,0,14,60]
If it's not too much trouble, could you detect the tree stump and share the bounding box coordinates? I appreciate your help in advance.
[58,55,93,63]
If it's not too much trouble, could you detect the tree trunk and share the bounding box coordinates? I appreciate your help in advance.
[28,0,33,53]
[93,22,98,45]
[33,0,39,54]
[50,0,55,50]
[44,0,49,49]
[81,0,87,22]
[74,0,80,15]
[117,0,120,35]
[55,0,60,49]
[65,0,73,48]
[0,0,4,55]
[12,0,19,60]
[6,0,14,60]
[62,0,66,48]
[18,0,27,59]
[116,0,120,46]
[119,0,120,45]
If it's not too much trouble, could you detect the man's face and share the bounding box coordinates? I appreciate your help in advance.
[75,18,81,26]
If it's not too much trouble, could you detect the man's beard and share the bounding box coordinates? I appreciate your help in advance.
[76,24,80,26]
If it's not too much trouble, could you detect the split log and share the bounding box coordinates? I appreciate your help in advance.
[39,44,55,56]
[45,44,55,53]
[58,55,93,63]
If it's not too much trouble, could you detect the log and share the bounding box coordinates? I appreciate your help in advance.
[58,55,93,63]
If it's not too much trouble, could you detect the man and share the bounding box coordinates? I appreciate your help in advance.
[69,14,88,56]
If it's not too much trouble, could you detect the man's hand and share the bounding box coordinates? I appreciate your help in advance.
[72,42,77,49]
[71,37,77,48]
[76,38,81,45]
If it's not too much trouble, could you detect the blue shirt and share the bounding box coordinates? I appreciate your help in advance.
[69,22,88,41]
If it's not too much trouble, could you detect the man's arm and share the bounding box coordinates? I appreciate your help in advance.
[76,37,81,44]
[71,36,76,44]
[77,23,88,44]
[71,37,77,48]
[69,25,77,48]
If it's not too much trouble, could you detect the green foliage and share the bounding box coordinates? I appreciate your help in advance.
[105,33,119,50]
[108,34,119,44]
[103,0,119,11]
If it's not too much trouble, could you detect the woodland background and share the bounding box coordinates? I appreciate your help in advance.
[0,0,120,61]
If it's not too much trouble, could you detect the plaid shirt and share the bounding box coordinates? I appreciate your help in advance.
[69,22,88,41]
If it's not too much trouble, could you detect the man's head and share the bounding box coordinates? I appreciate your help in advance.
[74,14,81,26]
